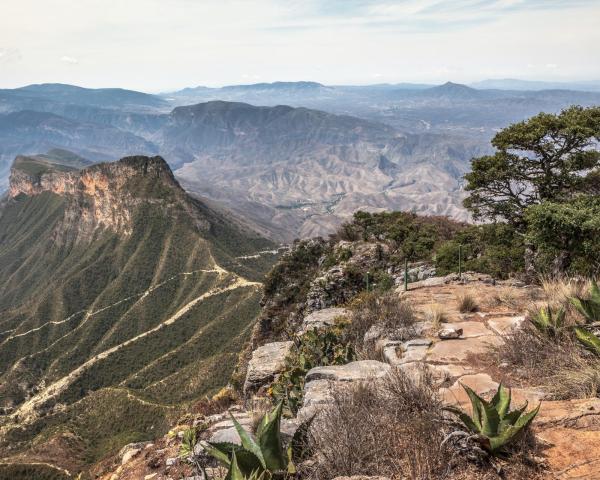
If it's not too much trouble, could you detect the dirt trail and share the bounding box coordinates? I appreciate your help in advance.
[9,270,261,424]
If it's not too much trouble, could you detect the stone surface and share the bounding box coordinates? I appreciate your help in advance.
[487,316,525,335]
[427,335,502,363]
[299,307,349,334]
[121,448,141,465]
[537,428,600,479]
[446,321,490,338]
[243,341,293,393]
[305,360,391,383]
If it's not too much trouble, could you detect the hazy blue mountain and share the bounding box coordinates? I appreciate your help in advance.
[470,78,600,92]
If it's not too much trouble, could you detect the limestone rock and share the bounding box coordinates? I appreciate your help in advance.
[244,341,293,394]
[299,307,349,334]
[438,326,463,339]
[305,360,391,383]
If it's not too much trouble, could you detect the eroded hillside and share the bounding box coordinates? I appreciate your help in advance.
[0,154,277,477]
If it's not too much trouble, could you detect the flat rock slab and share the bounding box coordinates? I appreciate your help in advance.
[445,321,491,338]
[537,427,600,479]
[244,341,293,393]
[299,307,349,334]
[537,398,600,426]
[487,316,525,335]
[426,335,502,363]
[306,360,391,382]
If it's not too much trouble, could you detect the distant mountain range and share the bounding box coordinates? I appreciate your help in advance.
[0,81,599,239]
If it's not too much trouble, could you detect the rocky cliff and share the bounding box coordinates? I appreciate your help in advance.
[8,155,208,243]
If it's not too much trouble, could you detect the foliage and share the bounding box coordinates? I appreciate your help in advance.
[446,383,540,454]
[530,305,566,338]
[526,196,600,276]
[202,402,311,479]
[435,223,524,278]
[270,323,356,415]
[464,105,600,227]
[334,211,465,261]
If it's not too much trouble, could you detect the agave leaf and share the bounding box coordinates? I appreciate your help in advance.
[290,414,315,465]
[571,283,600,323]
[227,451,246,480]
[488,425,522,453]
[514,403,540,429]
[232,450,264,478]
[444,405,480,434]
[490,384,511,418]
[499,402,527,430]
[202,441,232,467]
[230,413,266,469]
[256,402,287,472]
[480,399,501,437]
[574,327,600,355]
[461,384,485,432]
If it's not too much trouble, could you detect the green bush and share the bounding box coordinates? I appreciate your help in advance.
[270,322,356,415]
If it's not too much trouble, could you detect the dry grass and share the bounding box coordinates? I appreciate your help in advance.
[540,276,591,311]
[191,386,237,416]
[304,367,454,480]
[491,286,520,309]
[425,303,448,330]
[348,291,416,358]
[457,293,478,313]
[495,322,600,400]
[304,367,542,480]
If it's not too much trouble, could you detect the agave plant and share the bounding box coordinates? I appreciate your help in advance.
[202,402,312,479]
[571,281,600,323]
[530,305,566,337]
[446,383,540,454]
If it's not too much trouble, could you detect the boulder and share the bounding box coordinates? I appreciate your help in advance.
[299,307,349,334]
[438,326,463,339]
[243,341,293,394]
[305,360,391,383]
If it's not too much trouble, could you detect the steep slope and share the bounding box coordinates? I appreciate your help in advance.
[156,101,485,240]
[0,155,276,475]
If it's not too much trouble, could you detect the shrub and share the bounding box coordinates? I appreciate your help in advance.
[425,303,448,329]
[270,323,356,415]
[304,368,452,479]
[458,293,478,313]
[347,291,416,358]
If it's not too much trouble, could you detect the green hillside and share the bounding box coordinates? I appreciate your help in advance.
[0,155,276,476]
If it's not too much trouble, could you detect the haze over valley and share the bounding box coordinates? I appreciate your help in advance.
[2,81,600,239]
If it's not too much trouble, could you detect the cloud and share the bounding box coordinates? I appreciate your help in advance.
[60,55,79,65]
[0,48,21,63]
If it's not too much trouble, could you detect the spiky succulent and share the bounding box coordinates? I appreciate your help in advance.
[202,402,312,479]
[530,305,566,337]
[446,383,540,454]
[571,281,600,323]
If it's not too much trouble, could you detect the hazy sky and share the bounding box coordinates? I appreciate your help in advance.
[1,0,599,92]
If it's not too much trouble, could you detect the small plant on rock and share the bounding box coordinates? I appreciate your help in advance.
[202,402,312,479]
[530,305,566,338]
[458,293,478,313]
[445,383,540,455]
[270,323,356,415]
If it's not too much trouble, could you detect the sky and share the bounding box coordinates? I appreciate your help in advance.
[1,0,599,92]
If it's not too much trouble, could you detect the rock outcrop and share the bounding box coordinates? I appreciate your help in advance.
[243,341,293,395]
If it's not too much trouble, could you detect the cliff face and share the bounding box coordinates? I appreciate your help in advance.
[8,155,196,243]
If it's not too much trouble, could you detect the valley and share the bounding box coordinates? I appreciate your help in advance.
[2,82,600,240]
